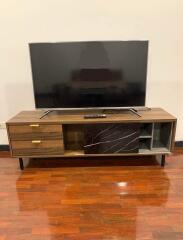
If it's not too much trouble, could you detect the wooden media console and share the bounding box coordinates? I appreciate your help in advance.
[6,108,176,169]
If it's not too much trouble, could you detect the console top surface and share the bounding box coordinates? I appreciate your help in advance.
[7,108,176,125]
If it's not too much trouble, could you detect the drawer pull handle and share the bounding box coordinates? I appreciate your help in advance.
[29,124,40,127]
[32,140,41,144]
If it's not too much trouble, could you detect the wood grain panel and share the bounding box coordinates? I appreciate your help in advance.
[11,140,64,156]
[8,124,62,140]
[6,108,177,124]
[63,124,84,151]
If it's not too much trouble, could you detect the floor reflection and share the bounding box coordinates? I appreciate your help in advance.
[15,156,170,239]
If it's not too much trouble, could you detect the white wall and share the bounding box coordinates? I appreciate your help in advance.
[0,0,183,144]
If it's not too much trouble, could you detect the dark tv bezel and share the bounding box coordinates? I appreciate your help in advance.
[29,40,148,110]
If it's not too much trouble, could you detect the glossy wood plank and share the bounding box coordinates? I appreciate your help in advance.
[0,151,183,239]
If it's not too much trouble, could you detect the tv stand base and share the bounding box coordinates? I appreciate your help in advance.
[129,108,141,117]
[39,108,142,119]
[40,110,53,119]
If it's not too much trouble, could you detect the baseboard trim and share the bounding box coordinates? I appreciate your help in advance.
[175,141,183,147]
[0,145,10,151]
[0,142,183,151]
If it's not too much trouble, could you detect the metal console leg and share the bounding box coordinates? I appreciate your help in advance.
[161,155,166,167]
[19,158,24,170]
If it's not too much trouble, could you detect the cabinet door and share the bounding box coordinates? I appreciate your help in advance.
[84,123,140,154]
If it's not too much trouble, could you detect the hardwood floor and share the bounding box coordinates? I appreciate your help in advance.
[0,151,183,239]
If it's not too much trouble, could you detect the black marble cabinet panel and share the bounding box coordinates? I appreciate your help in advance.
[84,123,140,154]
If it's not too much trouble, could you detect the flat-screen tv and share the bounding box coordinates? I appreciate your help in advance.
[29,41,148,109]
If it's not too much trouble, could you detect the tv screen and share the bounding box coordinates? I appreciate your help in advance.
[29,41,148,108]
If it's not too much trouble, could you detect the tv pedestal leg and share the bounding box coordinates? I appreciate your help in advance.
[19,158,24,170]
[129,108,141,117]
[40,110,53,119]
[161,155,166,167]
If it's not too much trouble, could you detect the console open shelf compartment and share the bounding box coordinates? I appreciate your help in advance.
[62,124,84,152]
[139,138,151,151]
[140,123,153,137]
[152,122,172,150]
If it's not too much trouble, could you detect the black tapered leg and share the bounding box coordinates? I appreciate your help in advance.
[161,155,166,167]
[19,158,24,170]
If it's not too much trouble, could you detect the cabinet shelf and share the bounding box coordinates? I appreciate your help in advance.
[139,148,170,154]
[64,150,85,156]
[139,135,152,139]
[140,123,153,137]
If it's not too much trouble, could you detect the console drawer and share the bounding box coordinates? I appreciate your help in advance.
[8,124,63,140]
[11,139,64,156]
